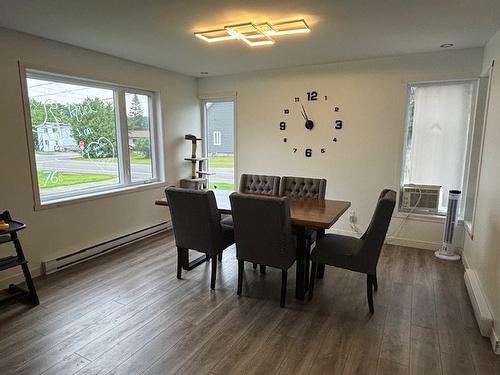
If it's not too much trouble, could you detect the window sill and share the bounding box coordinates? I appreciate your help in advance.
[35,181,166,211]
[394,211,446,223]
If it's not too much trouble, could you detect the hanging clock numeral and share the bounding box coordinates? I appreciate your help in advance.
[294,97,300,102]
[333,137,338,142]
[305,148,312,157]
[307,91,318,101]
[324,95,328,101]
[334,107,340,112]
[293,148,297,153]
[321,148,325,153]
[283,138,287,142]
[284,109,289,114]
[335,120,343,129]
[279,121,286,130]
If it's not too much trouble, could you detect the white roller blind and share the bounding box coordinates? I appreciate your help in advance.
[405,82,474,211]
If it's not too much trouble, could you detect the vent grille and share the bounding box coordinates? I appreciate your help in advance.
[402,184,441,212]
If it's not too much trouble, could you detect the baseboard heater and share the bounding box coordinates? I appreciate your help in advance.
[42,222,170,274]
[464,268,493,337]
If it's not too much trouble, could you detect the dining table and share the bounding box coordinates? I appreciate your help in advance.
[155,190,351,300]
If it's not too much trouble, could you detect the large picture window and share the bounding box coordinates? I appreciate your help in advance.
[23,69,159,206]
[401,80,477,215]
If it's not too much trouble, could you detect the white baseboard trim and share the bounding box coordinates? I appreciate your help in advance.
[42,222,171,274]
[385,236,441,251]
[329,228,441,251]
[491,327,500,355]
[0,222,170,289]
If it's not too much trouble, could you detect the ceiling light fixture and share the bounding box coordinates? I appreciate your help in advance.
[440,43,454,48]
[194,18,310,47]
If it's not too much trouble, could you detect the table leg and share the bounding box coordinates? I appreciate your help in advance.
[295,226,307,300]
[316,229,326,279]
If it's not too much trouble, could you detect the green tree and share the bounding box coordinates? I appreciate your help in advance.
[133,138,151,158]
[127,94,148,130]
[70,98,117,158]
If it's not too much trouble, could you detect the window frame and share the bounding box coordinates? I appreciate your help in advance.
[19,64,162,209]
[399,78,479,218]
[464,68,494,238]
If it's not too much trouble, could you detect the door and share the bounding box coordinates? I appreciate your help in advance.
[203,100,235,191]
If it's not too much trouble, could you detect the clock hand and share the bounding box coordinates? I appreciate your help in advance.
[300,104,309,120]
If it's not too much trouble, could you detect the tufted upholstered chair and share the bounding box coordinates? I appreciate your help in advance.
[165,187,234,290]
[239,174,280,196]
[279,176,327,281]
[229,192,296,307]
[279,176,327,199]
[308,189,396,313]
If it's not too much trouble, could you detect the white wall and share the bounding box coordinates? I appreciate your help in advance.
[0,28,200,285]
[198,48,484,248]
[464,27,500,342]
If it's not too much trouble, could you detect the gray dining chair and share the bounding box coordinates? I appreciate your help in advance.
[165,187,234,290]
[239,174,280,196]
[308,189,396,313]
[231,174,280,272]
[279,176,327,199]
[229,193,296,307]
[279,176,327,282]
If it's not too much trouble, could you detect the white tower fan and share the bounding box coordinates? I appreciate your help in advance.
[435,190,461,261]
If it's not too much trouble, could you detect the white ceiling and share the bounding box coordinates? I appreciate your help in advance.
[1,0,499,77]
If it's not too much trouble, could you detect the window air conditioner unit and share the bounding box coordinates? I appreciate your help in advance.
[402,184,441,213]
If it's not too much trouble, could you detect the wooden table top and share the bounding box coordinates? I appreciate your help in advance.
[156,190,350,229]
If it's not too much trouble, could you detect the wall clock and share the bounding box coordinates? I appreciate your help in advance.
[278,90,344,157]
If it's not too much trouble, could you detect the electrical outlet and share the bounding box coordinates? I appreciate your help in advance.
[349,210,356,223]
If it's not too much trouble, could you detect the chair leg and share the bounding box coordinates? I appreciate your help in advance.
[317,264,325,279]
[210,256,217,290]
[280,269,287,308]
[373,274,378,292]
[253,263,258,270]
[367,275,374,314]
[260,265,266,274]
[176,247,183,279]
[218,253,223,262]
[308,262,317,300]
[237,260,244,296]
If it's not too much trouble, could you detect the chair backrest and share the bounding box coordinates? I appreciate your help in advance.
[165,187,223,255]
[239,174,280,196]
[279,176,327,199]
[229,192,295,269]
[360,189,397,274]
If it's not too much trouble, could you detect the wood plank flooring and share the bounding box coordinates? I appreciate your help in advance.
[0,231,499,375]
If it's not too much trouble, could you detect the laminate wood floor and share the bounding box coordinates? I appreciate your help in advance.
[1,231,499,375]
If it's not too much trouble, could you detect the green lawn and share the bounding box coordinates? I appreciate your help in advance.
[38,171,114,189]
[71,151,151,164]
[208,155,234,168]
[208,182,234,191]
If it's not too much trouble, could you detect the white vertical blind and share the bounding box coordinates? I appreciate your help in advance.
[406,81,475,211]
